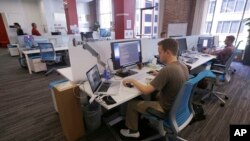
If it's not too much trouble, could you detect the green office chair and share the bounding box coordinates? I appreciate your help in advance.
[142,70,213,141]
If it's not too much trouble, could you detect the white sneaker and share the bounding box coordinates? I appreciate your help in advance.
[120,129,140,138]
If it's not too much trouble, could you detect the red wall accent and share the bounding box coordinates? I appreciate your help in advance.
[64,0,78,34]
[0,14,9,48]
[113,0,135,39]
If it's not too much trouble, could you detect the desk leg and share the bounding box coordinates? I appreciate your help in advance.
[25,54,32,74]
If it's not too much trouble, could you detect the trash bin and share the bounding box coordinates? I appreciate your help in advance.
[83,101,102,133]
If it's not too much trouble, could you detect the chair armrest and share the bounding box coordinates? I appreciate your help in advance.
[213,64,226,68]
[146,107,168,120]
[211,69,225,75]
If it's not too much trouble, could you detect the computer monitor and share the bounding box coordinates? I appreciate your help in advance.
[176,38,188,56]
[100,28,111,37]
[111,40,142,77]
[23,35,34,49]
[197,37,214,51]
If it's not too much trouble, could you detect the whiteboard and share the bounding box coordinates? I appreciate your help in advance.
[168,23,188,37]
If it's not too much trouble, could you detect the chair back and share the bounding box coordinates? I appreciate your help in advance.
[38,43,56,61]
[166,70,216,134]
[224,41,242,70]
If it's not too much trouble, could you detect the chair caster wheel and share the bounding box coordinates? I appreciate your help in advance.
[220,103,225,107]
[224,96,228,100]
[200,100,205,104]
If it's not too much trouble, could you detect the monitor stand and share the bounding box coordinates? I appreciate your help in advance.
[115,68,137,78]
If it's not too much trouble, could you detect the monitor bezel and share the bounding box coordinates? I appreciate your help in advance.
[110,40,142,70]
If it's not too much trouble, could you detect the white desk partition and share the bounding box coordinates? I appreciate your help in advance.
[68,36,214,82]
[68,38,163,83]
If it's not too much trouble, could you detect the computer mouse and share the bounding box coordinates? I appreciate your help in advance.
[125,83,134,88]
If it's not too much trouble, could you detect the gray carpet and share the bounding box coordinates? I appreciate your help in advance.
[1,48,250,141]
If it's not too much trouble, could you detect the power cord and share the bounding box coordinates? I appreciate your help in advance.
[73,79,88,99]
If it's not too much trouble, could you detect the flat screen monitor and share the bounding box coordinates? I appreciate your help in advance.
[111,40,142,77]
[23,35,34,48]
[197,37,214,49]
[176,38,188,55]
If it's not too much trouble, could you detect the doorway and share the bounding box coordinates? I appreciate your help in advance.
[0,13,10,48]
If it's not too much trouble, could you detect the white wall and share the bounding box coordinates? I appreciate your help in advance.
[0,0,43,35]
[39,0,66,34]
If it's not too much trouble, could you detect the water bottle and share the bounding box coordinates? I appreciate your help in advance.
[103,66,110,81]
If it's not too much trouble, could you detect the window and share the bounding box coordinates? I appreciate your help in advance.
[145,0,152,8]
[235,0,245,12]
[205,22,212,33]
[154,15,158,22]
[144,26,151,34]
[99,0,112,28]
[135,0,159,36]
[222,21,230,33]
[230,21,240,33]
[227,0,236,12]
[216,21,223,33]
[208,1,216,14]
[155,3,159,11]
[154,26,157,33]
[221,0,227,13]
[145,14,152,22]
[216,21,242,33]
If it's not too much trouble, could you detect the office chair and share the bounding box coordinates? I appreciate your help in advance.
[38,43,65,76]
[200,44,241,106]
[142,70,213,141]
[211,41,242,77]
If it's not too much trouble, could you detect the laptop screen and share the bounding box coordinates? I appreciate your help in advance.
[86,65,102,93]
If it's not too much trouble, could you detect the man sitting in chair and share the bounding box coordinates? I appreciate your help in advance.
[120,38,189,138]
[211,35,235,65]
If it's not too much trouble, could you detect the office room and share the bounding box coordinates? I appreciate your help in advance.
[1,0,250,140]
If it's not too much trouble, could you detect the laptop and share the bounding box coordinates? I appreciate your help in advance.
[86,65,120,95]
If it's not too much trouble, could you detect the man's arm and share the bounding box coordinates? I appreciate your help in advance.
[122,79,155,95]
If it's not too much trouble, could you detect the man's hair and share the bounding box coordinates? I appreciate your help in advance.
[226,35,235,42]
[158,38,178,56]
[160,32,166,37]
[31,23,36,27]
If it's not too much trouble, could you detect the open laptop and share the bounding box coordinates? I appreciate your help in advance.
[86,65,120,95]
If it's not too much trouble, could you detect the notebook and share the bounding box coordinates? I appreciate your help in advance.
[86,65,120,95]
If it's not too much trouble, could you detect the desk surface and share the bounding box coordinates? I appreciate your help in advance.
[21,46,68,54]
[57,53,215,110]
[183,53,216,70]
[57,67,74,82]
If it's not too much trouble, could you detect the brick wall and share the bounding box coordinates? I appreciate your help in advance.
[162,0,196,36]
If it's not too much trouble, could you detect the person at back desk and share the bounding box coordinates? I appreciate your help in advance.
[14,22,24,36]
[210,35,235,64]
[120,38,189,138]
[31,23,41,36]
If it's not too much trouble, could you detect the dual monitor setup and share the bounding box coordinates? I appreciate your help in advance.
[175,36,218,55]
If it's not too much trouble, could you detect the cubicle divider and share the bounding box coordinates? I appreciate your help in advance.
[68,36,200,83]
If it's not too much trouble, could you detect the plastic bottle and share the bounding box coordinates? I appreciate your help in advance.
[103,66,110,81]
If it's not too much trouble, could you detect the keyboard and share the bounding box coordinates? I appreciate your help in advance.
[186,58,198,64]
[98,82,111,92]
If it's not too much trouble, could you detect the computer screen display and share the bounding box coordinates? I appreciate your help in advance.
[111,40,142,70]
[23,35,34,48]
[176,38,188,55]
[197,37,214,49]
